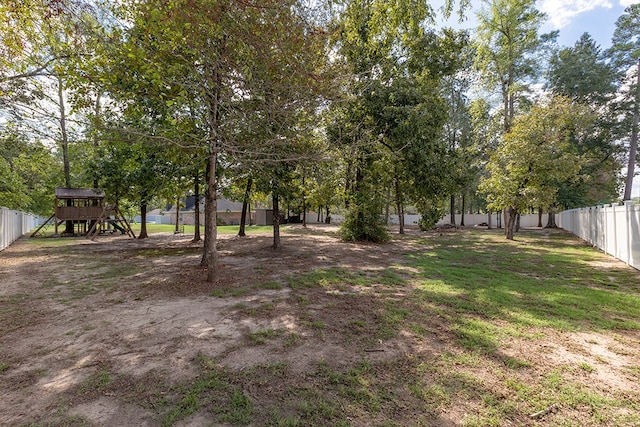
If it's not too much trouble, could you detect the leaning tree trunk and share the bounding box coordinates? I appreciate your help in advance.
[624,58,640,201]
[238,178,252,237]
[505,207,517,240]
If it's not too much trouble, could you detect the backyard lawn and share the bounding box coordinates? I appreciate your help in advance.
[0,225,639,426]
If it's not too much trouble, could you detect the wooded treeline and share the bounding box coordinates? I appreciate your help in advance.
[1,0,639,280]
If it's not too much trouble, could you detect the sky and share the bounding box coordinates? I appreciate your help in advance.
[437,0,640,50]
[540,0,640,49]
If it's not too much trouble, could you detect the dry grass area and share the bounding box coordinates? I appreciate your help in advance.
[1,225,639,426]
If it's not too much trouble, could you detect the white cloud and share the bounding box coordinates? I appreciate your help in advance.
[541,0,613,28]
[619,0,640,7]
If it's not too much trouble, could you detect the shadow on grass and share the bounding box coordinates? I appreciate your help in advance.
[408,229,640,340]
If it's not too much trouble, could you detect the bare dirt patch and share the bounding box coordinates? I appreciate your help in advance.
[1,225,639,426]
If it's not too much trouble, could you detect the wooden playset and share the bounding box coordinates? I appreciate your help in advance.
[31,188,135,238]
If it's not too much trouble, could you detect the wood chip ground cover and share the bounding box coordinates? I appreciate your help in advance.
[0,225,639,426]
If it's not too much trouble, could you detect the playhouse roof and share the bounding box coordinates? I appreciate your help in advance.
[55,187,105,199]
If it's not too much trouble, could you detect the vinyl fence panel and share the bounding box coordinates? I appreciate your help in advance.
[0,207,41,252]
[558,202,640,271]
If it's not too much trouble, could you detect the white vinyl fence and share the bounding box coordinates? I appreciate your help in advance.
[435,212,541,228]
[558,201,640,270]
[0,207,41,252]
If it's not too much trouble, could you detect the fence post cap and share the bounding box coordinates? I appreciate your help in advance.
[624,200,634,206]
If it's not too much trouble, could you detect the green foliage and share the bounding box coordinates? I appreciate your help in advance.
[547,33,621,207]
[549,33,617,106]
[606,4,640,201]
[331,1,467,240]
[416,201,445,230]
[339,175,389,242]
[475,0,556,130]
[479,96,593,214]
[607,4,640,71]
[0,156,29,209]
[0,130,58,214]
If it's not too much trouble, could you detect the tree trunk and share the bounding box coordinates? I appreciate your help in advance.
[58,75,74,235]
[175,196,180,234]
[58,76,71,188]
[201,161,211,266]
[344,160,352,209]
[192,171,201,242]
[502,79,510,133]
[355,165,364,230]
[538,207,543,228]
[138,202,149,239]
[460,193,466,226]
[204,61,221,282]
[545,211,557,228]
[93,95,101,189]
[449,194,456,225]
[205,150,218,282]
[301,173,307,228]
[238,178,252,237]
[385,186,391,225]
[302,203,306,227]
[395,178,404,234]
[515,213,520,232]
[272,192,281,249]
[505,207,517,240]
[487,210,492,230]
[623,58,640,201]
[89,95,101,235]
[325,205,330,224]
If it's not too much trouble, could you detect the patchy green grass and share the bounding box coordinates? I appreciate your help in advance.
[160,356,254,426]
[288,266,406,290]
[129,223,275,236]
[409,229,640,334]
[248,328,280,345]
[10,227,640,427]
[79,368,113,394]
[134,247,202,257]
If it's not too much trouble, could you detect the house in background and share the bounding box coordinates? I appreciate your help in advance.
[143,196,255,226]
[181,196,255,226]
[135,196,338,226]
